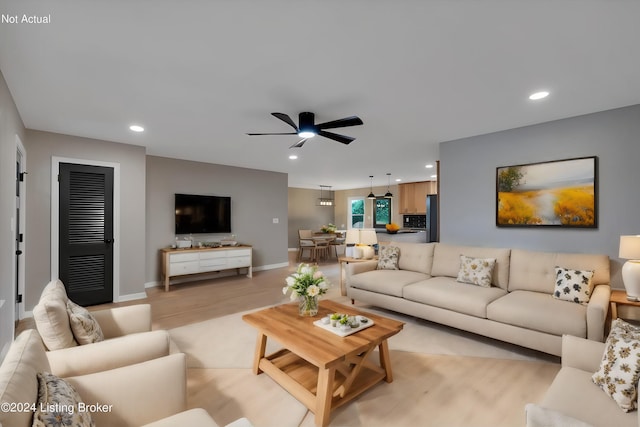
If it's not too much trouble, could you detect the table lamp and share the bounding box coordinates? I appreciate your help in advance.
[344,229,378,259]
[619,235,640,301]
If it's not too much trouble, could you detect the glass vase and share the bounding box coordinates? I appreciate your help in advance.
[299,295,319,317]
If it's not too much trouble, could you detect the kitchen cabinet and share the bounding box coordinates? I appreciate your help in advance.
[398,181,437,214]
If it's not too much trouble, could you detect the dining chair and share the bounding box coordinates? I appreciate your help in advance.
[298,229,316,261]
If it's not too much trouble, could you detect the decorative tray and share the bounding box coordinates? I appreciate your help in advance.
[313,315,375,337]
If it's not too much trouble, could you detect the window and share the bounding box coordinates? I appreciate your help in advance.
[348,197,364,229]
[373,197,392,228]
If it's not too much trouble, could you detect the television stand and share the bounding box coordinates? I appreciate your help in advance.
[160,245,252,291]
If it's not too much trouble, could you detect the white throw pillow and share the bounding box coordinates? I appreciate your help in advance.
[553,266,593,304]
[592,318,640,412]
[67,300,104,345]
[377,245,400,270]
[456,255,496,288]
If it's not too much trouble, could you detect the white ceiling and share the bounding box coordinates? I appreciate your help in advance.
[1,1,639,190]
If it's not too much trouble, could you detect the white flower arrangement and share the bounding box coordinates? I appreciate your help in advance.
[282,263,330,300]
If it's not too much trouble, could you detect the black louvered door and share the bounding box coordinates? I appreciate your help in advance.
[59,163,114,306]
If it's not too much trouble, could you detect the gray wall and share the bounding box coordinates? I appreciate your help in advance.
[146,156,288,284]
[0,70,25,357]
[288,187,335,248]
[23,130,147,309]
[439,104,640,289]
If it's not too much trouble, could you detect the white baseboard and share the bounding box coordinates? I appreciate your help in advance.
[117,292,147,302]
[253,262,289,271]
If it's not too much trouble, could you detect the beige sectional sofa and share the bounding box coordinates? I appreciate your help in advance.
[346,242,611,356]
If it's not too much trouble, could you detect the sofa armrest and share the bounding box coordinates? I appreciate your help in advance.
[66,353,187,427]
[561,335,605,372]
[47,330,170,377]
[345,260,378,285]
[92,304,152,338]
[586,284,611,342]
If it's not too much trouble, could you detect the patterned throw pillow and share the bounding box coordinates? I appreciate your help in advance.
[33,372,95,427]
[456,255,496,288]
[553,266,593,304]
[67,300,104,345]
[592,319,640,412]
[377,246,400,270]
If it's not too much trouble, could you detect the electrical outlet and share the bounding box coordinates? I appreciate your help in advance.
[272,218,279,224]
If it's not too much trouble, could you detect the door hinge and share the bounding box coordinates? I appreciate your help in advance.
[16,294,22,304]
[19,172,28,181]
[19,233,24,243]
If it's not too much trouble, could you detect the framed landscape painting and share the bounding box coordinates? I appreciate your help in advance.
[496,156,597,228]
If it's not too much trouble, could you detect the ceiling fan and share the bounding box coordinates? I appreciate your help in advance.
[247,112,363,148]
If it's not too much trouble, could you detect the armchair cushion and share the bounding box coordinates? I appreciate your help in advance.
[33,280,78,350]
[67,300,104,345]
[0,329,51,427]
[33,371,95,427]
[141,408,220,427]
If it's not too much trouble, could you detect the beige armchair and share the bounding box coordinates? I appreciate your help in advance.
[33,280,154,350]
[0,329,251,427]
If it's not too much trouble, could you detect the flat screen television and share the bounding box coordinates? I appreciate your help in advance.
[175,193,231,234]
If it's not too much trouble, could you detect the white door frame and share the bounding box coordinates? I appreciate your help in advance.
[15,136,26,321]
[51,157,121,302]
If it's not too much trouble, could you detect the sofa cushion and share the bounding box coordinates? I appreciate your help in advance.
[67,300,105,345]
[430,244,511,290]
[141,408,222,427]
[0,329,52,427]
[487,290,587,337]
[592,319,640,412]
[33,280,79,350]
[33,371,95,427]
[377,245,400,270]
[509,249,609,294]
[388,241,436,274]
[403,277,507,318]
[540,367,635,427]
[349,270,429,297]
[553,266,593,304]
[456,255,496,288]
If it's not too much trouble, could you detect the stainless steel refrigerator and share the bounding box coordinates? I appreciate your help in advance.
[426,194,438,242]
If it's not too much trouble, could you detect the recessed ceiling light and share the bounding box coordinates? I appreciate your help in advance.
[288,154,298,160]
[395,178,402,182]
[529,91,549,100]
[129,125,144,132]
[431,174,438,179]
[425,164,434,169]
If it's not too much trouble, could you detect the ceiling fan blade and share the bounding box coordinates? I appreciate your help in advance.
[316,116,363,130]
[317,130,355,145]
[271,112,299,131]
[246,132,298,136]
[289,138,307,148]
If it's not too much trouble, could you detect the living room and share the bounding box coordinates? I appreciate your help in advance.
[1,2,640,426]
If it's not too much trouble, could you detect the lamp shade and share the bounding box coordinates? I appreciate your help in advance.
[345,229,361,245]
[360,229,378,246]
[620,235,640,260]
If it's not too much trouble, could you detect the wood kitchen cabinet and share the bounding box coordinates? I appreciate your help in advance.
[398,181,437,214]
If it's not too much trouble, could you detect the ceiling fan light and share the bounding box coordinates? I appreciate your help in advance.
[298,130,316,138]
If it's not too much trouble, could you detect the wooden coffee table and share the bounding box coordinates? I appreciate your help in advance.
[242,300,404,427]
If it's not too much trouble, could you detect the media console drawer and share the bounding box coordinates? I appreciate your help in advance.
[161,246,253,291]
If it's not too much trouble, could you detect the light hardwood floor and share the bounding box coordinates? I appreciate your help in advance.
[17,252,338,333]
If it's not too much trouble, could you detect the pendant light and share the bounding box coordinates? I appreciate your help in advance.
[367,175,376,199]
[317,185,334,206]
[384,173,393,198]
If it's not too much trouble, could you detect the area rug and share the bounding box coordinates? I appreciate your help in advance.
[169,301,560,427]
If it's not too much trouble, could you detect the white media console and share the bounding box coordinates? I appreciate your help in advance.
[160,245,252,291]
